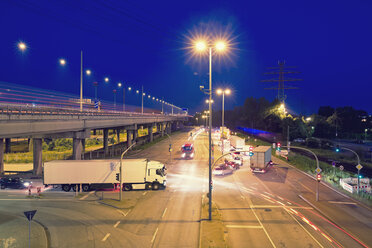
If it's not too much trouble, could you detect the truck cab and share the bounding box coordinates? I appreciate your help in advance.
[181,143,194,159]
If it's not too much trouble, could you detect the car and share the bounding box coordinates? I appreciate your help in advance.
[293,138,305,143]
[232,155,243,165]
[225,160,240,170]
[213,164,233,176]
[0,177,32,189]
[181,143,195,159]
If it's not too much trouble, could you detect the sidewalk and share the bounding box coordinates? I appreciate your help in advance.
[0,212,48,248]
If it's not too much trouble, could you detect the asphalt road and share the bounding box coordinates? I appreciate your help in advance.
[0,128,371,248]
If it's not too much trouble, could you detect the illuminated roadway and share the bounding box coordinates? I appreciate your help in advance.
[0,128,371,247]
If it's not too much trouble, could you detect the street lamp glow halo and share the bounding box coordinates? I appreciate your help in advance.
[18,42,27,51]
[118,82,122,87]
[225,89,231,95]
[59,58,66,66]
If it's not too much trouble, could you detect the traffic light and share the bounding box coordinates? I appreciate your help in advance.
[116,173,120,181]
[249,146,254,156]
[277,142,281,152]
[316,173,321,181]
[335,145,340,152]
[169,144,172,152]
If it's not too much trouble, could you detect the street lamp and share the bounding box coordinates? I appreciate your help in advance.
[216,88,231,128]
[113,89,117,110]
[18,41,27,51]
[205,99,214,104]
[193,38,229,221]
[118,82,125,111]
[365,129,368,141]
[104,77,109,83]
[86,69,91,76]
[59,58,66,66]
[93,82,98,100]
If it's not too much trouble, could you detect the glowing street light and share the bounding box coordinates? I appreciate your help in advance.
[192,37,230,221]
[136,90,139,94]
[59,58,66,66]
[205,99,214,104]
[117,82,126,111]
[18,42,27,51]
[128,87,131,91]
[216,88,231,129]
[86,69,91,76]
[104,77,109,82]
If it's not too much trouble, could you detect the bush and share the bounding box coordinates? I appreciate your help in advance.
[306,138,320,148]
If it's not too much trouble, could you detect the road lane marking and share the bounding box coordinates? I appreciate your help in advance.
[162,208,167,218]
[80,191,96,200]
[114,221,120,228]
[151,228,159,243]
[250,205,312,210]
[328,201,357,205]
[143,192,147,196]
[226,225,263,229]
[101,233,111,242]
[117,209,131,217]
[240,195,245,200]
[299,182,313,193]
[284,208,324,248]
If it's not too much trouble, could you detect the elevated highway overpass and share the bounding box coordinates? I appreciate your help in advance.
[0,105,188,175]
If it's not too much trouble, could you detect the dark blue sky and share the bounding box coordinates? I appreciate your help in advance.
[1,0,371,114]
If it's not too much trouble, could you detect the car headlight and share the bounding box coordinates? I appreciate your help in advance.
[182,153,186,158]
[23,182,30,187]
[191,153,194,158]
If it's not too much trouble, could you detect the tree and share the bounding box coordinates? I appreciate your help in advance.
[318,106,334,118]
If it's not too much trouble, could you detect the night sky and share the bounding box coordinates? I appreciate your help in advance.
[1,0,371,115]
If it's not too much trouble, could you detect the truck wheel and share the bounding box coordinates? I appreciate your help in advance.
[123,184,132,191]
[152,183,159,190]
[82,185,90,192]
[72,185,80,191]
[62,185,71,192]
[0,185,5,190]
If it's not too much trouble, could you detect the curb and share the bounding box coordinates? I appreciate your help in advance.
[273,156,372,211]
[33,219,51,248]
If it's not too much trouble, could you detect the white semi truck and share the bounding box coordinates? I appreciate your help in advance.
[43,159,166,192]
[230,135,245,150]
[250,146,272,173]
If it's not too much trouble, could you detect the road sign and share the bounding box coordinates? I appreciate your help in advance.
[24,210,37,221]
[315,167,322,174]
[356,164,363,170]
[339,165,344,171]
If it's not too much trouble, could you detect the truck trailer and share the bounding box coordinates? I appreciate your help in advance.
[250,146,272,173]
[230,135,245,150]
[43,159,166,192]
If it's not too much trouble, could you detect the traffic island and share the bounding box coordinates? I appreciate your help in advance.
[200,195,227,248]
[0,212,48,248]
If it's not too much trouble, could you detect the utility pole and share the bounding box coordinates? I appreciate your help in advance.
[287,125,290,155]
[261,61,302,104]
[80,51,83,112]
[141,85,144,114]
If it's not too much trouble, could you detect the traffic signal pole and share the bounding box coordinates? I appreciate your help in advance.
[120,142,136,201]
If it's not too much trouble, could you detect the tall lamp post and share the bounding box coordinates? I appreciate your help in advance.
[216,88,231,129]
[113,89,117,110]
[141,86,144,114]
[194,39,228,220]
[118,82,125,112]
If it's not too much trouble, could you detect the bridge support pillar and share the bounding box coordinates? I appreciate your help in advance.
[117,129,120,143]
[127,130,133,147]
[33,138,43,175]
[73,138,83,160]
[133,129,138,142]
[0,139,4,174]
[149,124,154,142]
[161,123,165,137]
[5,138,11,153]
[103,129,109,154]
[167,122,172,134]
